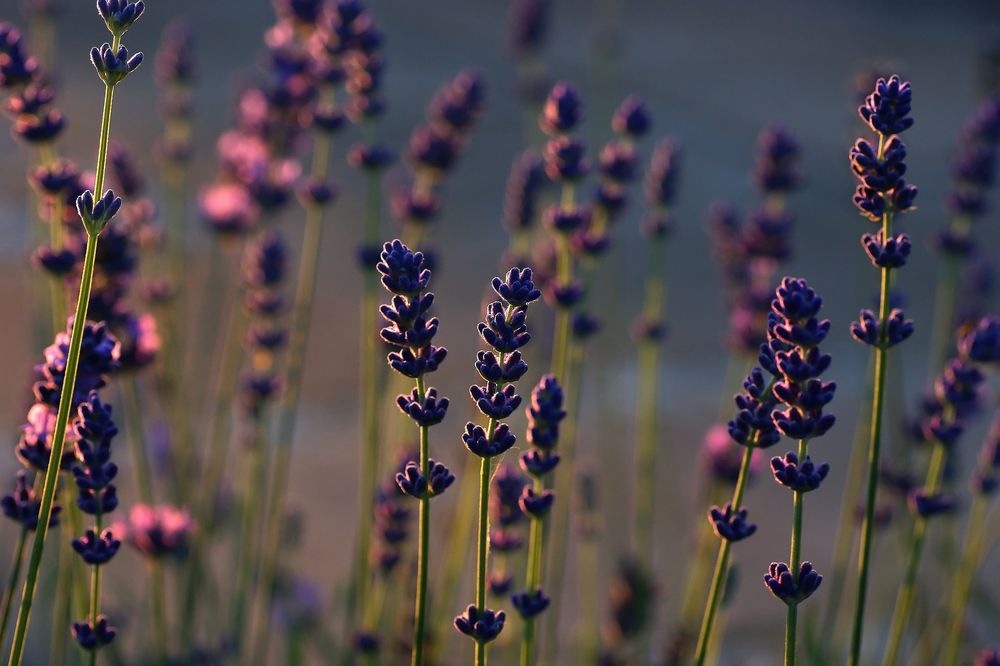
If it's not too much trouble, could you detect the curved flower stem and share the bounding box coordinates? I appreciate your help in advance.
[881,439,947,666]
[8,229,100,666]
[848,133,896,666]
[251,113,335,666]
[230,412,270,657]
[350,169,383,649]
[0,529,28,647]
[48,506,73,666]
[149,559,168,666]
[693,442,754,666]
[411,376,430,666]
[784,439,808,666]
[940,493,990,666]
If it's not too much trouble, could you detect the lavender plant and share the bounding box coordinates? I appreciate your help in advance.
[379,239,453,666]
[847,74,918,666]
[760,278,836,666]
[516,374,565,666]
[882,316,998,665]
[5,3,143,663]
[453,267,540,665]
[693,291,784,664]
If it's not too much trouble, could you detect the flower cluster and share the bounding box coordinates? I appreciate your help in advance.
[239,230,288,418]
[709,126,801,356]
[488,463,528,596]
[972,412,1000,496]
[501,149,549,265]
[455,267,541,646]
[1,23,63,145]
[370,477,411,575]
[115,503,195,558]
[393,69,485,245]
[762,278,835,607]
[154,20,196,166]
[378,240,452,498]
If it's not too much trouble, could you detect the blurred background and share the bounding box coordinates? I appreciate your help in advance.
[2,0,1000,664]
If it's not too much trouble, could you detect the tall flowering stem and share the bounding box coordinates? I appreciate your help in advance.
[451,269,540,665]
[694,325,783,663]
[760,278,836,666]
[517,375,565,666]
[882,318,997,665]
[845,75,918,666]
[632,137,679,565]
[7,4,143,663]
[379,240,453,666]
[942,403,1000,666]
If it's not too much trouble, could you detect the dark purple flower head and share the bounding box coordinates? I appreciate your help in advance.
[427,69,485,135]
[12,109,65,144]
[707,502,756,542]
[975,649,1000,666]
[199,183,259,237]
[240,372,282,416]
[959,316,1000,363]
[520,449,559,478]
[770,452,829,492]
[72,616,116,650]
[859,75,913,136]
[2,470,61,530]
[475,350,527,384]
[644,138,682,209]
[72,528,120,565]
[30,158,80,196]
[72,397,119,517]
[544,204,590,235]
[612,95,651,139]
[479,301,530,353]
[754,126,801,195]
[518,487,554,518]
[543,136,589,181]
[391,188,439,225]
[395,459,455,499]
[397,387,449,427]
[17,404,76,472]
[377,240,429,297]
[407,124,459,173]
[76,189,122,235]
[492,267,541,307]
[742,208,794,262]
[507,0,549,56]
[850,308,914,349]
[154,20,195,86]
[489,572,514,596]
[470,384,521,420]
[598,140,638,184]
[347,143,394,171]
[387,345,447,378]
[115,503,194,558]
[454,605,506,644]
[763,561,822,604]
[512,587,550,618]
[729,368,780,449]
[91,43,143,86]
[702,424,762,485]
[464,422,517,458]
[6,82,54,115]
[35,320,121,411]
[862,230,911,268]
[539,82,581,135]
[0,24,39,88]
[491,463,527,527]
[32,246,78,277]
[97,0,144,37]
[525,375,566,451]
[502,150,547,232]
[934,358,985,418]
[242,232,287,289]
[908,489,957,518]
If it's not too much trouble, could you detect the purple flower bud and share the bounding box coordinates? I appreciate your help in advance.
[90,43,143,86]
[518,487,554,518]
[538,82,581,135]
[454,605,506,644]
[71,528,120,565]
[511,587,550,618]
[397,387,450,426]
[96,0,144,37]
[858,75,914,136]
[72,616,116,650]
[763,561,822,604]
[707,503,756,542]
[908,489,957,518]
[2,470,61,530]
[770,452,829,492]
[612,95,651,139]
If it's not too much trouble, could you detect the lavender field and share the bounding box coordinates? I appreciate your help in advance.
[0,1,999,665]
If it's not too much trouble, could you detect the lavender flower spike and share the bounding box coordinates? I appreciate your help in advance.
[848,74,917,666]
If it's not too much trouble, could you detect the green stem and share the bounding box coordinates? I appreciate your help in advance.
[411,373,429,666]
[8,230,100,666]
[927,252,961,379]
[252,126,333,666]
[473,439,494,666]
[785,439,808,666]
[848,198,895,666]
[940,494,990,666]
[230,413,269,657]
[634,338,660,562]
[520,476,546,666]
[149,560,168,666]
[0,529,28,647]
[694,413,767,666]
[881,440,947,666]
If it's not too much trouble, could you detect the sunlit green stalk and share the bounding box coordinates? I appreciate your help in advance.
[940,492,990,666]
[848,133,896,666]
[251,109,335,666]
[881,440,947,666]
[784,439,808,666]
[120,376,154,504]
[149,559,167,666]
[411,377,429,666]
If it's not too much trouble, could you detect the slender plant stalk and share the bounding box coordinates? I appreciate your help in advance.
[847,132,895,664]
[411,377,430,666]
[0,529,28,647]
[149,560,167,666]
[693,373,773,666]
[251,123,334,666]
[927,251,961,379]
[881,440,947,665]
[940,493,990,666]
[48,518,73,666]
[86,513,102,666]
[474,453,490,666]
[520,473,546,666]
[230,413,270,657]
[634,235,666,562]
[784,439,808,666]
[351,169,383,648]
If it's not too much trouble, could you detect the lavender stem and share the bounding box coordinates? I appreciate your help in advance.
[0,528,27,647]
[940,493,990,666]
[784,438,808,666]
[412,375,430,666]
